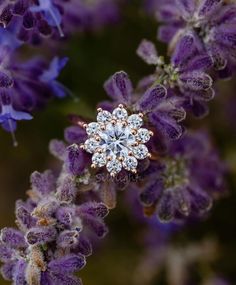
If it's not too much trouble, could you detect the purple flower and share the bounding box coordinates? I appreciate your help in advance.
[154,0,236,77]
[0,0,121,43]
[0,166,109,284]
[136,130,226,222]
[137,38,214,117]
[102,70,185,141]
[0,45,67,138]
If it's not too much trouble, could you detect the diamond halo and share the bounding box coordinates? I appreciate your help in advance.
[80,104,153,177]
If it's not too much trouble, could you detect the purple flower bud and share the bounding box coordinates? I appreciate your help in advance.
[82,214,108,238]
[156,191,175,222]
[49,139,66,160]
[104,71,133,103]
[57,230,79,248]
[56,175,77,203]
[64,126,87,144]
[77,202,109,219]
[0,261,15,281]
[48,254,86,274]
[0,244,13,262]
[137,85,167,112]
[197,0,222,18]
[137,39,159,65]
[149,111,183,140]
[65,144,88,175]
[56,207,74,226]
[74,236,92,257]
[179,72,213,91]
[140,180,163,206]
[0,228,26,248]
[13,259,27,285]
[30,170,56,195]
[48,272,82,285]
[15,206,36,230]
[26,226,57,245]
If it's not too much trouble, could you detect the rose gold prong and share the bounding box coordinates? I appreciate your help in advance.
[97,108,102,113]
[132,142,139,147]
[111,120,116,125]
[107,156,112,161]
[100,125,106,130]
[131,169,137,174]
[122,121,128,127]
[97,148,103,153]
[131,129,137,135]
[149,131,154,136]
[118,157,124,162]
[118,104,124,108]
[138,112,144,118]
[110,172,116,177]
[147,153,152,158]
[83,123,88,129]
[91,164,96,169]
[128,151,133,156]
[95,135,101,142]
[80,144,85,150]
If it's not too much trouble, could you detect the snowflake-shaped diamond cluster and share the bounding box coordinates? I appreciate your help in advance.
[81,104,153,176]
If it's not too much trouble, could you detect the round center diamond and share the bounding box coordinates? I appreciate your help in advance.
[81,105,153,176]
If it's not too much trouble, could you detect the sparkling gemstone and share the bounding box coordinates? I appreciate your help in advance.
[123,156,138,171]
[106,159,122,174]
[83,106,152,175]
[137,128,151,143]
[112,107,128,120]
[133,144,149,159]
[98,122,136,157]
[97,110,112,123]
[84,138,99,153]
[127,114,143,128]
[92,152,107,167]
[86,122,100,136]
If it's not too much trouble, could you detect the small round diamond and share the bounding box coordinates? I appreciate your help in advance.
[97,110,112,123]
[92,152,107,167]
[112,107,128,120]
[86,122,100,136]
[84,138,99,153]
[123,156,138,171]
[137,128,151,143]
[133,144,149,159]
[106,159,122,175]
[128,114,143,128]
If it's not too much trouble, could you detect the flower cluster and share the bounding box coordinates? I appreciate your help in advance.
[0,168,109,284]
[148,0,236,78]
[0,0,121,43]
[0,43,68,141]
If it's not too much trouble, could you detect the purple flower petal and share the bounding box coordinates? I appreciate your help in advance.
[26,226,57,245]
[136,39,159,65]
[30,170,56,195]
[137,84,167,112]
[48,254,86,274]
[64,126,87,144]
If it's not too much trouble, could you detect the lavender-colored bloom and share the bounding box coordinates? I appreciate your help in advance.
[136,130,226,222]
[0,44,67,139]
[0,166,109,284]
[153,0,236,77]
[137,38,214,117]
[102,70,185,141]
[1,0,121,44]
